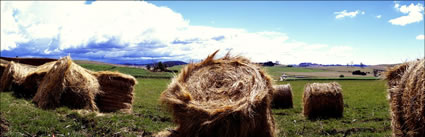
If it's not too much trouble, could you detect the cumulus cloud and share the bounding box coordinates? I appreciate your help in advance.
[417,34,425,40]
[389,3,424,26]
[1,1,355,64]
[334,10,364,19]
[376,15,382,19]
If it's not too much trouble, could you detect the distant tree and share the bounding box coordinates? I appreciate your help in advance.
[146,64,151,70]
[157,62,166,71]
[360,62,365,68]
[339,74,344,78]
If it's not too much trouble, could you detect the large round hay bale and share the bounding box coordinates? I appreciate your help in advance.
[272,84,293,109]
[33,56,101,110]
[385,59,424,137]
[93,71,137,113]
[160,51,276,137]
[303,82,343,119]
[0,61,36,92]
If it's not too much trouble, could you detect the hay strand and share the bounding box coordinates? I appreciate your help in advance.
[160,51,276,137]
[303,82,343,119]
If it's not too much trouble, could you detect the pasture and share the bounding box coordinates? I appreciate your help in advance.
[0,63,391,137]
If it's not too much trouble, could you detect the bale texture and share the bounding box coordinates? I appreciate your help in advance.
[33,56,101,110]
[93,71,137,113]
[0,61,36,92]
[303,82,343,119]
[160,51,276,137]
[385,59,425,137]
[272,84,293,109]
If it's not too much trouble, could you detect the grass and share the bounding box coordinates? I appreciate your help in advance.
[1,79,391,136]
[0,64,391,136]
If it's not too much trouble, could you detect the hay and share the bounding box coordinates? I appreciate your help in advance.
[272,84,293,109]
[0,61,36,92]
[33,56,101,110]
[160,51,276,137]
[303,82,343,119]
[93,71,137,113]
[385,59,425,137]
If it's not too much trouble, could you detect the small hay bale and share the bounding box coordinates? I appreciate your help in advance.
[93,71,137,113]
[0,61,36,92]
[0,59,9,79]
[385,59,425,137]
[160,51,276,137]
[33,56,101,110]
[272,84,293,109]
[303,82,343,119]
[11,61,56,98]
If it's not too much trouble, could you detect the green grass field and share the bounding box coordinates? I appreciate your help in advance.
[0,64,392,137]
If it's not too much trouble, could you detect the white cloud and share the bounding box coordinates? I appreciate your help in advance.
[417,34,425,40]
[376,15,382,19]
[389,3,424,26]
[1,1,356,64]
[334,10,364,19]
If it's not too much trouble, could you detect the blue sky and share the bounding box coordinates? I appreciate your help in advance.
[1,1,424,65]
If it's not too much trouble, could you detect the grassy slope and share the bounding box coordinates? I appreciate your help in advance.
[0,64,391,136]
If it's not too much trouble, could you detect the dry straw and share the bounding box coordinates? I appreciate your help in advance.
[272,84,293,109]
[385,59,424,137]
[303,82,343,119]
[33,56,101,110]
[160,51,276,137]
[93,71,137,113]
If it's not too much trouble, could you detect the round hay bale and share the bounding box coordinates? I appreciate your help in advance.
[93,71,137,113]
[272,84,293,109]
[303,82,343,119]
[385,59,425,137]
[0,61,36,92]
[33,56,101,110]
[160,51,276,137]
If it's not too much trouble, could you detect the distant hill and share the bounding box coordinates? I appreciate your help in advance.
[162,61,187,67]
[122,61,187,67]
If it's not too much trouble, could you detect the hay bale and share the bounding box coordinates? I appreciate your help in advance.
[303,82,343,119]
[33,56,101,110]
[0,61,36,92]
[0,59,9,79]
[160,51,276,137]
[93,71,137,113]
[272,84,293,109]
[10,61,56,98]
[385,59,425,137]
